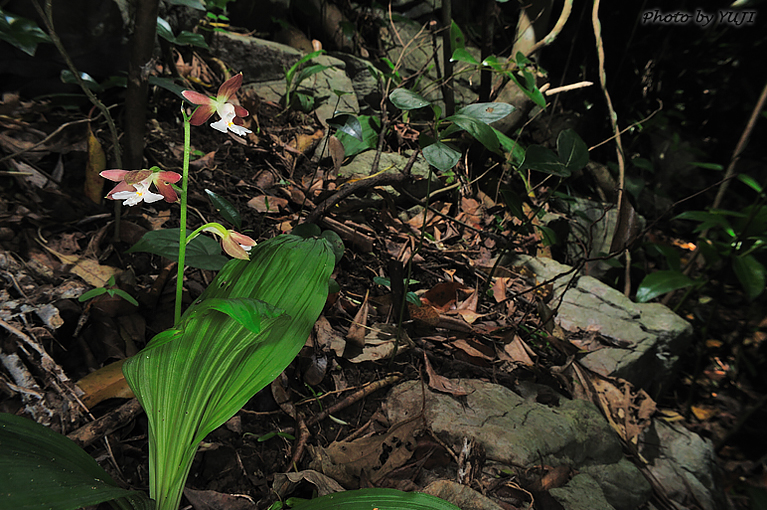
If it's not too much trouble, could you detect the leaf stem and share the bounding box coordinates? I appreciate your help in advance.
[175,113,192,325]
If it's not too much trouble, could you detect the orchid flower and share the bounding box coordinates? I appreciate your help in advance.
[101,167,182,206]
[198,223,256,260]
[181,74,252,136]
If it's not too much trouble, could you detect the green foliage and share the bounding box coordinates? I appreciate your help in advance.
[205,188,242,229]
[334,115,380,158]
[156,17,208,48]
[0,413,152,510]
[520,129,589,178]
[0,8,51,56]
[286,488,462,510]
[123,234,336,510]
[284,50,331,111]
[387,88,514,172]
[78,275,139,307]
[127,228,229,270]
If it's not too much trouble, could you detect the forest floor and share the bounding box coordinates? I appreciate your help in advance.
[1,59,766,510]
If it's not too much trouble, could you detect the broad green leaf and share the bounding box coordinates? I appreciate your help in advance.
[292,223,322,238]
[450,48,479,65]
[124,234,336,510]
[184,297,283,333]
[156,17,176,43]
[288,488,461,510]
[148,76,189,98]
[205,188,242,229]
[673,211,735,235]
[536,224,558,246]
[636,270,695,303]
[389,88,431,110]
[646,243,681,272]
[446,114,501,153]
[286,50,325,84]
[294,64,331,88]
[449,20,466,51]
[126,228,228,270]
[0,413,152,510]
[328,114,363,141]
[732,254,766,300]
[457,102,514,124]
[174,30,208,48]
[60,70,102,92]
[481,55,506,72]
[521,145,570,177]
[500,189,526,221]
[321,230,345,264]
[166,0,205,8]
[492,127,526,166]
[422,141,461,172]
[335,115,379,157]
[556,129,589,173]
[0,8,51,56]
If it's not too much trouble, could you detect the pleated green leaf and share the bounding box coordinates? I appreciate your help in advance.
[0,413,152,510]
[123,234,335,510]
[289,488,462,510]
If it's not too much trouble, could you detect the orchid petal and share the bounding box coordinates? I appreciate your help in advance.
[189,105,217,126]
[182,90,214,105]
[123,169,152,185]
[233,105,249,118]
[100,169,129,182]
[210,118,229,133]
[216,74,243,102]
[106,180,135,199]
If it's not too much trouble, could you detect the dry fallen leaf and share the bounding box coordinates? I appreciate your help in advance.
[246,194,289,213]
[424,352,468,396]
[83,125,106,204]
[347,290,370,347]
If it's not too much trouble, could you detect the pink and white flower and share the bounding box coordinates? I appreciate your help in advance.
[201,224,256,260]
[101,168,182,206]
[182,74,251,136]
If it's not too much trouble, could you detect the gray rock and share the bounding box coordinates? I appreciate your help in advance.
[422,480,505,510]
[549,474,616,510]
[387,379,623,468]
[640,420,726,510]
[507,255,692,395]
[581,458,652,510]
[212,32,303,82]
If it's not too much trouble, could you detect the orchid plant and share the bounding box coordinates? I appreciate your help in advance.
[100,73,255,325]
[0,71,459,510]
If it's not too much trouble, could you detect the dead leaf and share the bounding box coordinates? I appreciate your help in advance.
[424,352,468,396]
[246,195,289,213]
[314,316,345,357]
[76,359,134,408]
[184,488,256,510]
[308,417,420,487]
[83,125,106,203]
[347,291,370,347]
[492,277,508,303]
[347,324,412,363]
[691,405,718,421]
[421,281,464,310]
[190,150,217,170]
[38,242,119,288]
[327,135,345,173]
[451,338,494,361]
[499,336,535,366]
